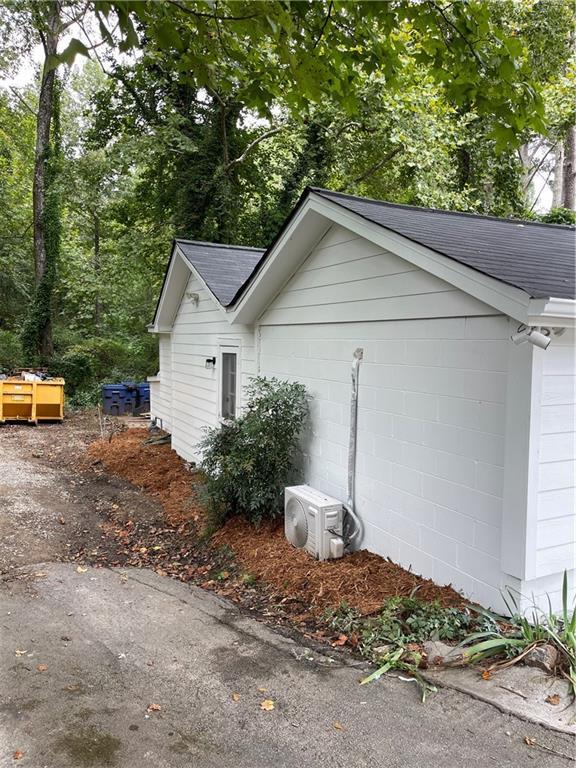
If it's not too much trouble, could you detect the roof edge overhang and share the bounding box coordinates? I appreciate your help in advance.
[527,297,576,328]
[149,243,231,333]
[228,191,576,327]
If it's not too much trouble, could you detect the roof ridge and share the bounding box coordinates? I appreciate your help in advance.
[175,238,265,252]
[309,187,576,231]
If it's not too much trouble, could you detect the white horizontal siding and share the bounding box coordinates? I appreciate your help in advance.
[259,315,511,610]
[260,224,499,325]
[169,273,255,462]
[536,329,576,579]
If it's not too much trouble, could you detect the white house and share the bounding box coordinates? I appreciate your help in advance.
[149,188,576,613]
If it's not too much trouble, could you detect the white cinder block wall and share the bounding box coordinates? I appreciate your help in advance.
[259,317,511,610]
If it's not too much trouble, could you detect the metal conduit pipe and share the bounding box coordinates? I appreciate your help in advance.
[343,347,363,549]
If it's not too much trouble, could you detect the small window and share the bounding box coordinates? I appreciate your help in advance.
[221,351,237,419]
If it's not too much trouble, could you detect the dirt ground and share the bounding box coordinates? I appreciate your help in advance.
[0,413,163,575]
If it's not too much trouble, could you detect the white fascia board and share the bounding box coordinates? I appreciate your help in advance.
[527,297,576,328]
[151,245,231,332]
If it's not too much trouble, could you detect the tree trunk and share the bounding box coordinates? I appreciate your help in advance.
[33,4,59,285]
[518,142,534,208]
[93,215,102,329]
[551,142,564,208]
[562,126,575,210]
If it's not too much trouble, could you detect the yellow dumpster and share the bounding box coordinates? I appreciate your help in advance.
[0,378,64,424]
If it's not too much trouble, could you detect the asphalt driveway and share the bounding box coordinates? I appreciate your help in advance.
[1,563,574,768]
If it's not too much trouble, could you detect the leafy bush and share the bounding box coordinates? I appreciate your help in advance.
[49,334,159,406]
[199,376,308,525]
[538,207,576,225]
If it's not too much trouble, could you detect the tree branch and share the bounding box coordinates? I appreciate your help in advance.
[427,1,485,70]
[524,143,557,191]
[225,126,285,170]
[168,1,260,22]
[9,87,36,115]
[339,145,404,190]
[312,0,334,50]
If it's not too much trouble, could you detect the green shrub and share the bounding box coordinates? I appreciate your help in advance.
[199,376,308,525]
[49,334,159,406]
[538,207,576,225]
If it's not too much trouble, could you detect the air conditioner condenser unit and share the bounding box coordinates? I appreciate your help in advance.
[284,485,344,560]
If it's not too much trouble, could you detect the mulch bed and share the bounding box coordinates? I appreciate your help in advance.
[86,429,205,524]
[86,429,465,618]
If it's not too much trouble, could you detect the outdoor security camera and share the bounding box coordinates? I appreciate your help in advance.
[510,324,551,350]
[511,325,530,345]
[528,328,552,350]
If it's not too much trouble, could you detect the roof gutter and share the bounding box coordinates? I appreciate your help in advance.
[526,297,576,328]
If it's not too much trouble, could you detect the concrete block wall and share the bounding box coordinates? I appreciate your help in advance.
[259,316,512,610]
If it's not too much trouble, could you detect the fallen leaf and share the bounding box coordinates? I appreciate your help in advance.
[13,751,24,760]
[481,670,491,680]
[232,693,241,702]
[14,650,28,657]
[545,693,560,706]
[260,699,275,711]
[257,687,268,693]
[331,634,348,647]
[146,703,161,713]
[36,664,48,673]
[334,721,344,730]
[76,566,88,574]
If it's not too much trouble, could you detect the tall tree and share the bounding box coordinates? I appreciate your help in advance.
[562,125,576,210]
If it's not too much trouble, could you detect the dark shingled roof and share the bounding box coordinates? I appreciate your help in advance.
[176,239,264,306]
[312,188,576,300]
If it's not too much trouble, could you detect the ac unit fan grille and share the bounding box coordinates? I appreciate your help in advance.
[285,496,308,548]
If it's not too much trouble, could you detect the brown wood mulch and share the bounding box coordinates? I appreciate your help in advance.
[88,428,465,616]
[213,518,465,615]
[87,429,205,525]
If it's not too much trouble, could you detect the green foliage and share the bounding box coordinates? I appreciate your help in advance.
[539,207,576,225]
[326,595,499,701]
[460,573,576,694]
[0,329,24,373]
[200,377,308,525]
[1,1,573,407]
[327,596,498,652]
[0,89,35,327]
[50,335,158,406]
[83,1,552,147]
